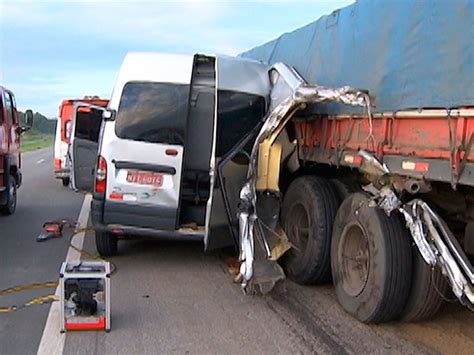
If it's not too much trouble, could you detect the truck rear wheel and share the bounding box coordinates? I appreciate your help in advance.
[62,177,70,187]
[400,248,448,322]
[281,176,338,284]
[330,178,361,203]
[95,230,118,256]
[1,176,17,215]
[331,192,412,323]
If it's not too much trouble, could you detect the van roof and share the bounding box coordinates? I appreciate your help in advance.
[116,52,195,86]
[109,52,270,108]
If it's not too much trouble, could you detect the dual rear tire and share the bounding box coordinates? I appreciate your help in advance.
[281,176,338,284]
[331,193,412,323]
[282,177,445,323]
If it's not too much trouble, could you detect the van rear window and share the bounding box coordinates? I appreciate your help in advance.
[115,82,189,145]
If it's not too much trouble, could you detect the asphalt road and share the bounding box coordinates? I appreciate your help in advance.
[62,236,474,355]
[2,148,474,355]
[0,148,85,355]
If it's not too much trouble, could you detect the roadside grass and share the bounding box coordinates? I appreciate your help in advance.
[21,132,54,153]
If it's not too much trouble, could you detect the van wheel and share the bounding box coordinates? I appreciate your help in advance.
[62,177,70,187]
[400,247,448,322]
[331,192,412,323]
[281,176,338,284]
[1,176,17,215]
[95,231,118,256]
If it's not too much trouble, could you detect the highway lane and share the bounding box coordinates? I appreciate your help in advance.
[0,148,85,355]
[64,237,432,354]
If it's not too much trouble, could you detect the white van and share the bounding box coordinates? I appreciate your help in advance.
[70,53,270,256]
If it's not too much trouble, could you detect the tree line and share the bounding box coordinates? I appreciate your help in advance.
[18,111,56,134]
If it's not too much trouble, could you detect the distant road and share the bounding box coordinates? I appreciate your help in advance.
[0,148,85,354]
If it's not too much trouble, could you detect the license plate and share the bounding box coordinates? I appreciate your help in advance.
[126,171,163,186]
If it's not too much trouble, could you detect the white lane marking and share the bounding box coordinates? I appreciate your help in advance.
[37,194,92,355]
[37,158,45,164]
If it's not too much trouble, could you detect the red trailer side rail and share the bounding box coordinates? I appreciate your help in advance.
[294,107,474,187]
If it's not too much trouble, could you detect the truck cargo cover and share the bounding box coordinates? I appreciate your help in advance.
[240,0,474,114]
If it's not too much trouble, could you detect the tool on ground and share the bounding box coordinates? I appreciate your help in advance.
[60,260,111,332]
[36,219,78,242]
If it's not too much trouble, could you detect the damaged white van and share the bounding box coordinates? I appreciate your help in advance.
[71,53,270,256]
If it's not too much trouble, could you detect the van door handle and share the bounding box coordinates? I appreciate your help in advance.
[112,160,176,175]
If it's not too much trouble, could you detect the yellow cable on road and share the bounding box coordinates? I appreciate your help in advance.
[0,282,59,313]
[1,223,116,313]
[0,281,58,296]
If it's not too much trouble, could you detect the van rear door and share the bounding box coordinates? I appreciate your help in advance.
[102,55,219,234]
[102,81,190,231]
[70,103,105,192]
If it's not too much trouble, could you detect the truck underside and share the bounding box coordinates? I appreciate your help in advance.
[291,108,474,307]
[233,63,474,323]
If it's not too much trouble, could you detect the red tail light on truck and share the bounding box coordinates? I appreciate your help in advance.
[94,156,107,193]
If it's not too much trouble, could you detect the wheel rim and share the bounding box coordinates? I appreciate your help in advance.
[339,223,370,297]
[287,203,310,254]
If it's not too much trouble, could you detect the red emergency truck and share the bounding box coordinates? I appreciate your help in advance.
[53,97,108,186]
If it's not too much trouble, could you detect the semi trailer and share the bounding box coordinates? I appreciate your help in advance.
[237,0,474,323]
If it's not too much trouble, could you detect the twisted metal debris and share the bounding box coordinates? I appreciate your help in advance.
[237,63,373,289]
[361,152,474,308]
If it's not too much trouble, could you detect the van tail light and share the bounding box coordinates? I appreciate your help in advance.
[94,156,107,193]
[54,159,61,170]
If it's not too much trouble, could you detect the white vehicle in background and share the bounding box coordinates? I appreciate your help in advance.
[54,97,108,186]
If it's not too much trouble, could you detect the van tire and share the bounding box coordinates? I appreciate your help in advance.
[281,176,338,284]
[400,248,448,322]
[62,177,70,187]
[95,231,118,256]
[1,176,17,215]
[331,193,412,323]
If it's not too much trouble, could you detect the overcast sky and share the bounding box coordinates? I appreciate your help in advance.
[0,0,353,117]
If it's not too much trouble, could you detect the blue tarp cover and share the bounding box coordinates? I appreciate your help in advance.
[240,0,474,114]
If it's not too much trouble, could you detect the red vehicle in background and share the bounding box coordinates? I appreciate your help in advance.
[0,85,33,215]
[54,96,108,186]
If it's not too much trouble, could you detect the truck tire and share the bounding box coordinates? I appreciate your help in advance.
[1,176,17,215]
[331,192,412,323]
[62,177,70,187]
[330,178,361,203]
[95,230,118,256]
[400,247,448,322]
[281,176,338,284]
